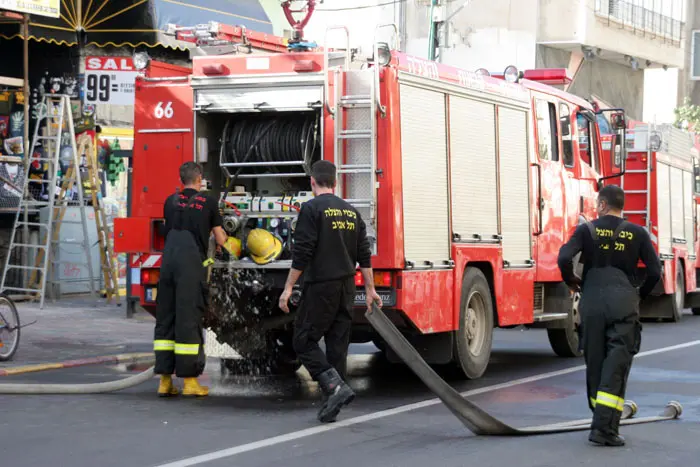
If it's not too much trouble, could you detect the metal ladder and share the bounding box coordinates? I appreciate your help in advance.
[0,94,96,308]
[621,123,652,230]
[325,25,397,253]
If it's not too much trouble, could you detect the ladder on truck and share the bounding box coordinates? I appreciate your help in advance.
[621,123,652,229]
[0,95,97,309]
[326,25,398,253]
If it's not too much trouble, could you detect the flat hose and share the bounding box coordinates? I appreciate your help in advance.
[364,304,682,436]
[0,366,155,394]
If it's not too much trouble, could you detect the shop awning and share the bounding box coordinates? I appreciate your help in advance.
[0,0,273,49]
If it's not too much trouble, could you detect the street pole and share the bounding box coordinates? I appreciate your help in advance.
[428,0,438,61]
[22,13,30,286]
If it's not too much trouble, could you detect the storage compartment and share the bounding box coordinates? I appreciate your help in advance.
[195,109,322,267]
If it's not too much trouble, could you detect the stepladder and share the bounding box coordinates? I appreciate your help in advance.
[0,94,97,308]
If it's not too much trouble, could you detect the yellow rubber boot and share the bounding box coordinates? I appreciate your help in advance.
[157,375,179,397]
[182,377,209,397]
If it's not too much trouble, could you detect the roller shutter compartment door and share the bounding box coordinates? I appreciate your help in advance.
[399,84,450,267]
[670,166,685,242]
[656,163,672,255]
[497,107,532,265]
[683,170,695,245]
[449,97,498,240]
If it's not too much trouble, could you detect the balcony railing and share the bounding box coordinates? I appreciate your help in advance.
[594,0,684,43]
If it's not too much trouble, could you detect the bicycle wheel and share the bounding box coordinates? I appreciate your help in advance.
[0,295,20,361]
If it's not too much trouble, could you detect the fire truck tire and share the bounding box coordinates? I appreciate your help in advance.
[546,292,582,358]
[454,268,494,380]
[661,264,684,323]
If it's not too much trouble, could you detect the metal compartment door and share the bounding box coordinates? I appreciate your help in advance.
[670,165,685,242]
[656,162,672,255]
[498,107,532,265]
[683,170,694,245]
[449,97,498,240]
[399,84,450,268]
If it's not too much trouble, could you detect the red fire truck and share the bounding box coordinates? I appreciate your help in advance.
[115,25,627,379]
[601,123,700,321]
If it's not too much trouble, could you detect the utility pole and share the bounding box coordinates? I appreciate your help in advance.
[431,0,473,63]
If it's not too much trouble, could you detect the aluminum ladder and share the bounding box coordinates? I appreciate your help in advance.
[0,94,96,308]
[325,26,391,253]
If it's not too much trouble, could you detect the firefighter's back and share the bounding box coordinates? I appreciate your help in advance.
[293,193,368,284]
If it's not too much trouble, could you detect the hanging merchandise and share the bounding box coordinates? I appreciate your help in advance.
[106,138,125,187]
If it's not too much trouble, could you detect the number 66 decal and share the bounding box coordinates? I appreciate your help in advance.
[154,102,174,119]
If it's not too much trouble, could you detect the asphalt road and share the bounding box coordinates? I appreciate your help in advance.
[1,312,699,467]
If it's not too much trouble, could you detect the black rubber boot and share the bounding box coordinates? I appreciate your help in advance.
[588,429,625,446]
[316,368,355,423]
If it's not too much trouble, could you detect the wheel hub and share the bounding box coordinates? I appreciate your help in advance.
[466,308,477,340]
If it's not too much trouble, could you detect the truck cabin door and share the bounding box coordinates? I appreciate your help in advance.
[574,109,602,221]
[558,102,581,238]
[533,96,568,279]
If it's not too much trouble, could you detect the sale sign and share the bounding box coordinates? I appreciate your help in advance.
[84,56,139,106]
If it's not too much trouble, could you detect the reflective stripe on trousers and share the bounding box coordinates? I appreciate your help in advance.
[154,340,175,351]
[174,343,200,355]
[595,390,624,412]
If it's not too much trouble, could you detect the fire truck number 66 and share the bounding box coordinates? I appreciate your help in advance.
[154,101,174,119]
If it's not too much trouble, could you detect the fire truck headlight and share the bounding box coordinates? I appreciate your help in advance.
[504,65,520,83]
[376,42,392,67]
[475,68,490,77]
[133,51,151,71]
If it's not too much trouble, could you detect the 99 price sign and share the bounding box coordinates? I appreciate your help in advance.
[84,56,139,106]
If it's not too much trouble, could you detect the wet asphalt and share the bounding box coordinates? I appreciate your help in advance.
[1,311,699,467]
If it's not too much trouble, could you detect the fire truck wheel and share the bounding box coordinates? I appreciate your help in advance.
[546,292,582,358]
[454,267,494,380]
[660,263,684,323]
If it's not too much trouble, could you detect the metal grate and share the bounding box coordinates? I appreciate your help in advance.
[595,0,684,43]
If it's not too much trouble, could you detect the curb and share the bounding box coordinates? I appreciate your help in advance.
[0,352,155,376]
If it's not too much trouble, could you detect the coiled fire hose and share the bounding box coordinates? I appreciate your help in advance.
[364,303,683,436]
[0,366,155,395]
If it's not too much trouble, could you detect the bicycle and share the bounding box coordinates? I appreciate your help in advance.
[0,294,20,361]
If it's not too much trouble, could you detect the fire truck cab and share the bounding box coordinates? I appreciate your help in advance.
[115,25,625,379]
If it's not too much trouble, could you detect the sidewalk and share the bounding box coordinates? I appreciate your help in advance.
[1,296,154,367]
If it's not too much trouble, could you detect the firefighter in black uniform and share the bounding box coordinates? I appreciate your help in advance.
[558,185,661,446]
[154,162,227,397]
[279,160,382,423]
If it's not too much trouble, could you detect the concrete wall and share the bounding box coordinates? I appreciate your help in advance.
[536,45,645,120]
[678,0,700,106]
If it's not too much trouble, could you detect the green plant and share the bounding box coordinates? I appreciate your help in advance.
[673,97,700,131]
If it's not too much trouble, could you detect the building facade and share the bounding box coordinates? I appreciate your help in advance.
[306,0,688,121]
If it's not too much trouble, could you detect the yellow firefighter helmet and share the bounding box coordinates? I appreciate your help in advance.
[223,236,242,260]
[246,229,283,265]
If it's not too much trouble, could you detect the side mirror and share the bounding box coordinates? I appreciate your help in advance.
[610,112,626,131]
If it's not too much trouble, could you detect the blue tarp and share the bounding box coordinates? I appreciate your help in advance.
[155,0,273,34]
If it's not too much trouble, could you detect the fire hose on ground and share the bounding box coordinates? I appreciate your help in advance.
[363,303,683,436]
[0,304,683,436]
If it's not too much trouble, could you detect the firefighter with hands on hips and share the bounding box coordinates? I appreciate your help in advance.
[153,162,230,398]
[557,185,661,446]
[278,160,382,423]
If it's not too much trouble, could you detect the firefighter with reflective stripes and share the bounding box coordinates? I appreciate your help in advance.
[558,185,661,446]
[154,162,227,397]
